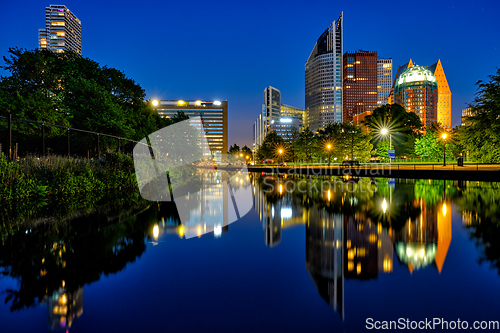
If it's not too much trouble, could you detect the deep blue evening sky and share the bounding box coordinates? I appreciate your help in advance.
[1,0,499,147]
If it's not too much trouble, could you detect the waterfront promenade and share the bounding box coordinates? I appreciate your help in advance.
[221,163,500,181]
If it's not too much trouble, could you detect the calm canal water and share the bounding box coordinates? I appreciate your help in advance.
[1,171,500,332]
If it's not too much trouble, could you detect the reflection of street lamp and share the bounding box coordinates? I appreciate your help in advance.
[441,133,447,166]
[326,143,332,167]
[381,128,392,163]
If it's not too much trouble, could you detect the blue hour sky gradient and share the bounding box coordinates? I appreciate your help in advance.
[1,0,499,148]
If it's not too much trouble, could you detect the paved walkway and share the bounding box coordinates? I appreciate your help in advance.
[249,164,500,172]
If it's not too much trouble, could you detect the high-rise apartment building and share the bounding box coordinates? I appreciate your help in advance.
[393,65,438,127]
[305,12,343,131]
[428,60,452,130]
[342,50,377,123]
[153,100,228,154]
[377,58,392,106]
[38,5,82,55]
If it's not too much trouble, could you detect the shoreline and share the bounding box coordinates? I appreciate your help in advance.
[218,165,500,182]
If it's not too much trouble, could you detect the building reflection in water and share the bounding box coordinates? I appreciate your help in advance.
[252,175,453,318]
[0,191,161,331]
[393,200,451,274]
[46,287,83,330]
[155,169,252,239]
[306,208,344,319]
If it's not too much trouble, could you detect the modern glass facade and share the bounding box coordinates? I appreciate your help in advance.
[253,87,306,153]
[38,5,81,55]
[342,51,378,123]
[305,12,343,131]
[394,65,438,127]
[154,100,228,154]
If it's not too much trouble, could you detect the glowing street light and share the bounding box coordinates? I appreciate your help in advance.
[382,198,388,214]
[152,100,158,107]
[381,128,392,163]
[277,147,284,164]
[326,143,332,167]
[441,133,448,166]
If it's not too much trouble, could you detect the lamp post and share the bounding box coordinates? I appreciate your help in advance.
[441,133,447,166]
[381,128,392,163]
[326,143,332,167]
[278,149,283,164]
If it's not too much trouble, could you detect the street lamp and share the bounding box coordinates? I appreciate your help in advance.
[152,100,159,107]
[441,133,447,166]
[381,128,392,163]
[278,148,283,164]
[326,143,332,167]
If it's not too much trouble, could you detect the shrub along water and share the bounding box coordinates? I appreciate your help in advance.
[0,152,137,200]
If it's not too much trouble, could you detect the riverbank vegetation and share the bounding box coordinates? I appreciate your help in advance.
[0,152,136,200]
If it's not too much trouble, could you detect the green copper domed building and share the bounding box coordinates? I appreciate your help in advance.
[394,65,438,126]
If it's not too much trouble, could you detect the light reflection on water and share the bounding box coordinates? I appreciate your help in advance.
[1,172,500,332]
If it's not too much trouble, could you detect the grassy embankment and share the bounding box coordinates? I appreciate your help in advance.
[0,153,137,200]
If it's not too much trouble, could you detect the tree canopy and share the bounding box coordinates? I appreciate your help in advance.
[0,47,170,155]
[457,68,500,162]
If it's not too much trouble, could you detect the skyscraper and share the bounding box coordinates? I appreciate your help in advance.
[38,5,81,55]
[305,12,343,131]
[428,60,452,130]
[389,59,451,129]
[253,87,306,153]
[393,65,438,127]
[342,50,377,123]
[377,58,392,106]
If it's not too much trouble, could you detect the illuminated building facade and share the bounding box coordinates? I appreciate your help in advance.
[253,87,306,153]
[390,59,451,129]
[38,5,81,55]
[393,65,438,127]
[352,110,371,126]
[461,108,475,126]
[388,59,414,105]
[377,58,392,106]
[428,60,452,130]
[342,50,378,123]
[305,12,343,131]
[153,100,228,154]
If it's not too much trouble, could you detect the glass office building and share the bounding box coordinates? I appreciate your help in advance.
[305,12,343,131]
[253,87,306,153]
[153,100,228,154]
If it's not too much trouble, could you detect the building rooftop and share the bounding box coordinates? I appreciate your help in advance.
[395,65,437,89]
